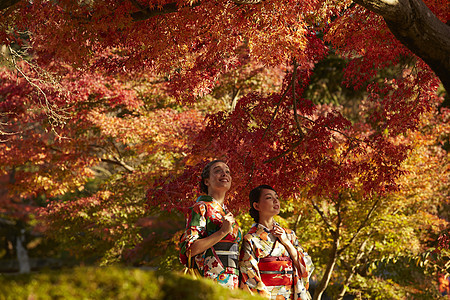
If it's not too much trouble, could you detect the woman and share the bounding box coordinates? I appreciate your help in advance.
[179,160,242,289]
[239,185,314,300]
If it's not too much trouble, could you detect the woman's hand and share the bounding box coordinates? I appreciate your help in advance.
[271,224,308,277]
[271,224,291,246]
[190,212,235,256]
[220,212,235,235]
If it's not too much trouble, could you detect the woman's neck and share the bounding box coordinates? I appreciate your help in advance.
[259,215,274,230]
[208,190,226,205]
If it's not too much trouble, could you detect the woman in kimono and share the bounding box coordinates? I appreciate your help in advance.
[239,185,314,299]
[179,160,242,289]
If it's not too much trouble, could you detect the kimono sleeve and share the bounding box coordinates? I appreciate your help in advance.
[238,235,271,297]
[288,230,314,300]
[288,230,314,279]
[179,202,208,266]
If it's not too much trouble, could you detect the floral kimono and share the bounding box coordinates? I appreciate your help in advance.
[239,223,314,300]
[179,195,242,289]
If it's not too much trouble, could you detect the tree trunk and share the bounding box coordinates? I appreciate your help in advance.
[16,229,30,273]
[313,235,340,300]
[293,212,302,232]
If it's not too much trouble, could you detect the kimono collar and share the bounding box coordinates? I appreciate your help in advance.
[197,195,229,213]
[255,220,280,232]
[196,195,214,202]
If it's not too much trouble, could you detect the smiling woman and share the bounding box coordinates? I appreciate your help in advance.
[179,160,242,289]
[239,185,314,300]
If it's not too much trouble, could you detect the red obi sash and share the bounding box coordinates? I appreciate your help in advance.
[258,256,294,287]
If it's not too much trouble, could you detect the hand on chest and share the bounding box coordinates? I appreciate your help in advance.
[256,232,288,258]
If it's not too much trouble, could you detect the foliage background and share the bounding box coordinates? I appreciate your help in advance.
[0,0,449,299]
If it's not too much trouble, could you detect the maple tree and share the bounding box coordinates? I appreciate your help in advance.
[0,0,448,298]
[1,0,447,92]
[0,60,205,262]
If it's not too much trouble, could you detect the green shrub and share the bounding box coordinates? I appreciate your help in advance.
[0,266,263,300]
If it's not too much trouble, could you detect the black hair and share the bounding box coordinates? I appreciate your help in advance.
[249,184,276,223]
[199,159,227,194]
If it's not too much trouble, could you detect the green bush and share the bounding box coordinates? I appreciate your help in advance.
[0,266,263,300]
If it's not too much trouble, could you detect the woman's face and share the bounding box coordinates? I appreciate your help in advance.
[204,162,232,193]
[253,188,280,217]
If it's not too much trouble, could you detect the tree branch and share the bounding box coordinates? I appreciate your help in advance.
[127,0,450,94]
[336,193,343,235]
[263,139,302,164]
[262,65,306,164]
[5,0,447,93]
[262,78,294,140]
[293,211,302,232]
[311,198,335,235]
[108,137,124,159]
[101,157,135,173]
[336,239,370,300]
[0,0,21,10]
[337,198,380,255]
[3,47,70,137]
[353,0,450,93]
[230,84,241,111]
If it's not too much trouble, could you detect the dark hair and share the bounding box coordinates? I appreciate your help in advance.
[249,184,276,223]
[199,159,227,194]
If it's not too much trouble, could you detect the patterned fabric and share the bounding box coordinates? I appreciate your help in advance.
[213,241,239,269]
[239,223,314,299]
[179,195,242,289]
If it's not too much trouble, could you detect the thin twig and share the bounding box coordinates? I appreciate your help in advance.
[263,139,302,164]
[5,46,71,138]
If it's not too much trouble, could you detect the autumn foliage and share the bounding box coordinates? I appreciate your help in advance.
[0,0,449,298]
